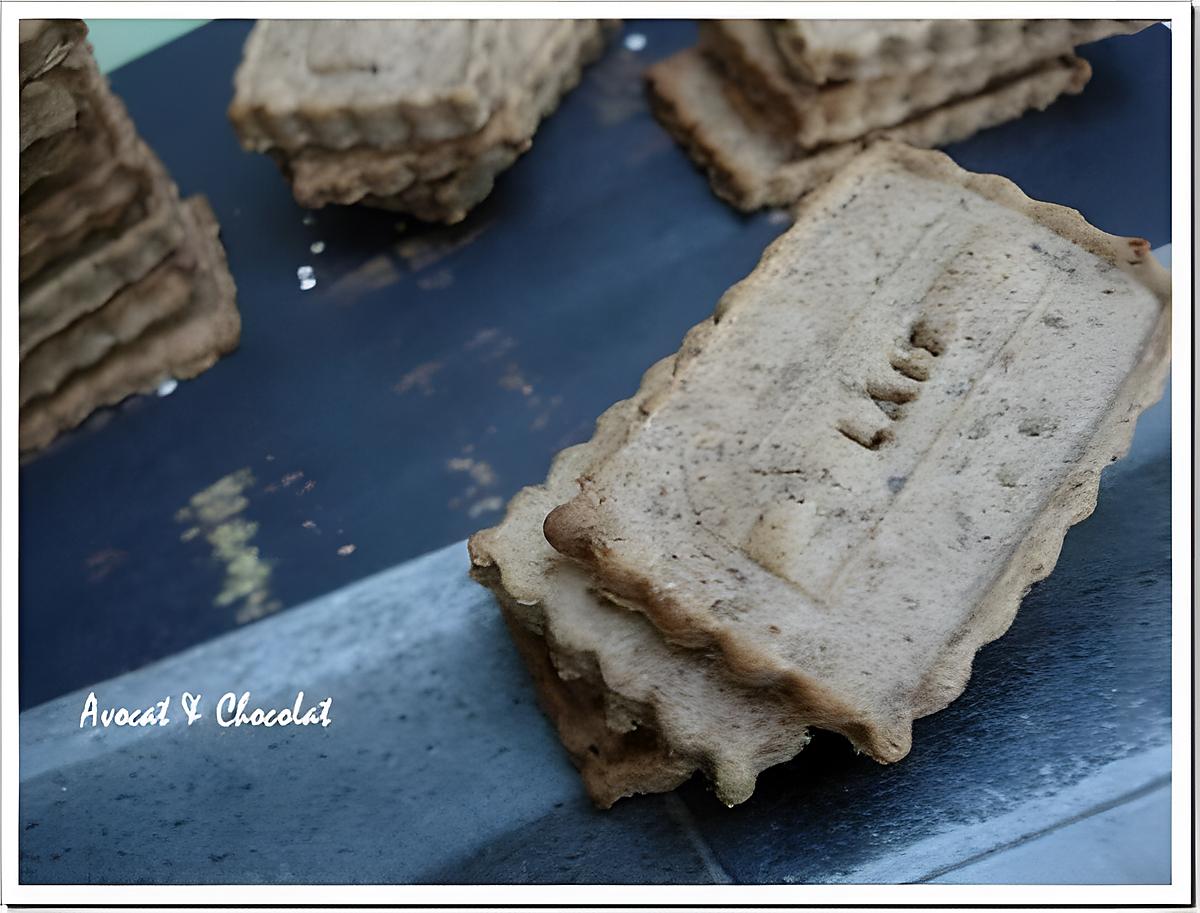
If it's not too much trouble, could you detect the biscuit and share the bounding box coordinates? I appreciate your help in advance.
[19,161,185,358]
[769,18,1151,84]
[646,48,1090,211]
[20,196,240,453]
[20,44,139,207]
[19,44,90,151]
[279,19,607,219]
[230,19,590,153]
[20,245,195,407]
[470,359,813,807]
[19,163,144,283]
[19,18,88,86]
[701,19,1142,150]
[542,142,1171,765]
[230,19,612,221]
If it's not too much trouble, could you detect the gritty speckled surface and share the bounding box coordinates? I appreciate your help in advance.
[19,543,716,883]
[675,387,1172,882]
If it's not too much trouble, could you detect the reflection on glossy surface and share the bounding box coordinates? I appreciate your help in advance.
[326,252,401,303]
[587,44,652,127]
[446,454,503,520]
[395,220,491,270]
[174,468,281,624]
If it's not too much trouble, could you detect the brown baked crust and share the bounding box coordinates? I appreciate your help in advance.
[542,142,1171,763]
[18,159,187,358]
[230,20,615,222]
[483,569,697,808]
[20,196,240,453]
[646,47,1091,212]
[19,19,88,87]
[20,50,158,282]
[700,19,1133,153]
[769,19,1153,85]
[228,20,565,154]
[469,349,817,807]
[19,21,242,453]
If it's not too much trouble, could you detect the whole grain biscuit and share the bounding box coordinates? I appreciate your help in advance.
[701,19,1144,151]
[229,20,591,154]
[647,48,1090,211]
[19,164,144,283]
[263,20,611,221]
[19,160,186,358]
[20,196,240,453]
[19,18,88,87]
[542,142,1171,764]
[20,44,139,207]
[20,246,196,407]
[281,139,528,220]
[769,18,1151,84]
[471,358,813,806]
[19,120,88,196]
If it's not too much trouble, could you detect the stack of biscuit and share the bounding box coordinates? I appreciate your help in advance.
[19,20,240,454]
[470,142,1171,807]
[647,19,1152,211]
[229,20,614,224]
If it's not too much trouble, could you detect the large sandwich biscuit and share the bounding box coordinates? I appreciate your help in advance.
[541,142,1170,767]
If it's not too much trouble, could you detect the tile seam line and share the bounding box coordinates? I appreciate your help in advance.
[909,772,1172,884]
[664,792,734,885]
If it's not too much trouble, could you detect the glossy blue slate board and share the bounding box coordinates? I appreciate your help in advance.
[17,385,1170,884]
[17,16,1169,725]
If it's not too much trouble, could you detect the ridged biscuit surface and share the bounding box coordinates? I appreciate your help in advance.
[647,48,1090,211]
[470,359,813,807]
[543,142,1171,765]
[702,19,1144,150]
[770,18,1151,84]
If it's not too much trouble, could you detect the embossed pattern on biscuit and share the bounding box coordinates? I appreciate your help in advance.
[541,143,1170,766]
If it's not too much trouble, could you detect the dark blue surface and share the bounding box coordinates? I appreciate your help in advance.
[946,28,1171,246]
[18,21,1171,710]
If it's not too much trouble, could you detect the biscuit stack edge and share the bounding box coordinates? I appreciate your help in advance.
[19,20,240,454]
[470,141,1171,807]
[228,20,615,224]
[645,19,1153,212]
